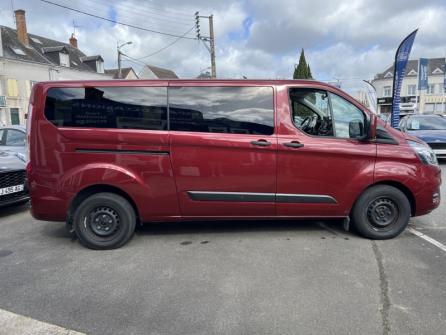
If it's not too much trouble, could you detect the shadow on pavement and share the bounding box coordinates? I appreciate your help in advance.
[135,218,350,237]
[0,202,30,219]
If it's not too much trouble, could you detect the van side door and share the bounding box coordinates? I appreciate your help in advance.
[168,84,277,218]
[275,85,376,217]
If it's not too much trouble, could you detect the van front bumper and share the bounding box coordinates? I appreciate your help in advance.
[413,165,442,216]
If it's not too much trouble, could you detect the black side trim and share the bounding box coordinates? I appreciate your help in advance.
[276,193,337,204]
[76,148,169,155]
[187,191,274,202]
[187,191,337,204]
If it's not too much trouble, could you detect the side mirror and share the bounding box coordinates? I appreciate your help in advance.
[349,119,364,139]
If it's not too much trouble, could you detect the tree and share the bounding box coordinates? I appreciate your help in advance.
[293,49,313,79]
[307,64,312,79]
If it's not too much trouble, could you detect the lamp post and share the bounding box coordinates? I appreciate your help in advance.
[117,41,132,79]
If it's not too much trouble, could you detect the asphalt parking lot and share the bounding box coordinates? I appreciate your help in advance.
[0,164,445,335]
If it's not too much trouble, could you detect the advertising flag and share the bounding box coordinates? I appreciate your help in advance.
[391,29,418,128]
[418,58,428,90]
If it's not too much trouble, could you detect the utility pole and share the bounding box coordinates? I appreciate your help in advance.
[117,41,132,79]
[195,12,216,79]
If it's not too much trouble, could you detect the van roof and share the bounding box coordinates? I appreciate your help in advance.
[36,78,334,87]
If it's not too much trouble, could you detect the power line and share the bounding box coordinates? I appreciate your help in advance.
[136,26,195,60]
[91,0,194,25]
[39,0,197,40]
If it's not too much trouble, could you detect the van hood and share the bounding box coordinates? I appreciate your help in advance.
[0,150,26,172]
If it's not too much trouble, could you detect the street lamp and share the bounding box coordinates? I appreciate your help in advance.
[117,41,132,79]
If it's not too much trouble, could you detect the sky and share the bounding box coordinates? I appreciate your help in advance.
[1,0,446,93]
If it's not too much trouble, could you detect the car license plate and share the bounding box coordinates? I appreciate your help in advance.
[0,184,24,196]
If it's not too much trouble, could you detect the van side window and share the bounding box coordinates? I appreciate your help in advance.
[329,93,365,139]
[44,87,167,130]
[169,86,274,135]
[289,88,333,136]
[289,88,366,139]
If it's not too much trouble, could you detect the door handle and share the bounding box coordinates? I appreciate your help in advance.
[283,141,304,148]
[251,140,271,147]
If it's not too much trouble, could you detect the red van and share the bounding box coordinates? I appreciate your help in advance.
[27,80,441,249]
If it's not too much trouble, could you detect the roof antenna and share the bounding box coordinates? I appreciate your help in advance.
[72,20,81,36]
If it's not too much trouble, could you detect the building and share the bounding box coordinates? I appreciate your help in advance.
[104,67,139,79]
[372,58,446,116]
[0,9,112,126]
[139,65,178,79]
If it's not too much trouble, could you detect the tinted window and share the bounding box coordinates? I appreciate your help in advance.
[45,87,167,130]
[169,87,274,135]
[5,129,25,146]
[0,129,4,145]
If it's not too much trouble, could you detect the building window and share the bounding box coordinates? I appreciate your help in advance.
[427,84,435,95]
[407,85,416,96]
[424,103,435,113]
[7,79,18,97]
[59,53,70,67]
[383,86,392,97]
[10,108,20,125]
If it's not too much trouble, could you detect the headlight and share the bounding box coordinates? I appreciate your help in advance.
[408,140,438,165]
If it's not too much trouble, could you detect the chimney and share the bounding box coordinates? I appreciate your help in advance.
[69,33,78,48]
[14,9,29,46]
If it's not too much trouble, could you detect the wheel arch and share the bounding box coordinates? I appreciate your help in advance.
[354,180,416,217]
[67,184,140,224]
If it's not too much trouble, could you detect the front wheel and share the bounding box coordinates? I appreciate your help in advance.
[73,193,136,249]
[351,185,411,239]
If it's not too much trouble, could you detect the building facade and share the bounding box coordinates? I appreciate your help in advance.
[372,58,446,116]
[0,9,111,126]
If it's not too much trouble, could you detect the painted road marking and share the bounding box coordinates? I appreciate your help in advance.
[0,308,85,335]
[407,227,446,253]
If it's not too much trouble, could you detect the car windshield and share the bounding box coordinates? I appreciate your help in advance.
[407,116,446,130]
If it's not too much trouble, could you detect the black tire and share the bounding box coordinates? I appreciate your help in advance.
[73,192,136,249]
[351,185,411,239]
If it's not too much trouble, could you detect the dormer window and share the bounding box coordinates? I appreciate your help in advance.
[96,60,104,73]
[80,55,105,73]
[59,52,70,67]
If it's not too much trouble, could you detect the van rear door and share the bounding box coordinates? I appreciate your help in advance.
[168,84,277,217]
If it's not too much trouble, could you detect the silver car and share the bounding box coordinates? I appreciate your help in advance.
[0,125,27,157]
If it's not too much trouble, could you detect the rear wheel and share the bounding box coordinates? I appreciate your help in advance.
[351,185,411,239]
[73,192,136,249]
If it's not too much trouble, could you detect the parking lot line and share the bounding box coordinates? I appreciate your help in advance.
[0,308,85,335]
[407,227,446,253]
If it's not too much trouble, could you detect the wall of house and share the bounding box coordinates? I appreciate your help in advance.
[0,58,112,126]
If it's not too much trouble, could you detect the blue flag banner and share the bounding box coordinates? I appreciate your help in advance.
[418,58,428,91]
[391,29,418,128]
